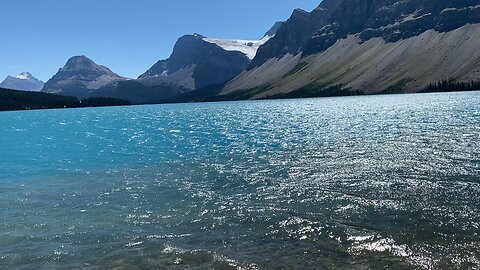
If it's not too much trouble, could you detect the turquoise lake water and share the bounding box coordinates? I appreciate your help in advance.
[0,92,479,269]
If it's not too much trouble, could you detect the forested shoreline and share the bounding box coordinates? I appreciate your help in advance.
[0,88,130,111]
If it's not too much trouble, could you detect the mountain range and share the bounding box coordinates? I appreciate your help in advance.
[41,23,282,103]
[38,0,480,103]
[0,72,44,92]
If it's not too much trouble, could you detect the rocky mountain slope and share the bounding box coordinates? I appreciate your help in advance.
[0,72,44,91]
[42,56,126,98]
[39,1,480,103]
[138,34,251,90]
[217,0,480,99]
[40,22,281,104]
[139,22,281,92]
[41,55,190,103]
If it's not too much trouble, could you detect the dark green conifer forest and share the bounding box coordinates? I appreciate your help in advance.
[0,88,130,111]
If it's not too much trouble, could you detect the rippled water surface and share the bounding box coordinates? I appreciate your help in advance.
[1,92,479,269]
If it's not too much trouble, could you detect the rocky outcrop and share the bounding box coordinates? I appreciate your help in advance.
[303,0,480,55]
[264,22,284,38]
[249,7,334,69]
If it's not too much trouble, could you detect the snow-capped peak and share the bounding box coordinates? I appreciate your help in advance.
[202,35,273,60]
[1,72,44,91]
[16,72,32,80]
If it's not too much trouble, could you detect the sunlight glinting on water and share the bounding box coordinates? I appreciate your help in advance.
[0,92,479,269]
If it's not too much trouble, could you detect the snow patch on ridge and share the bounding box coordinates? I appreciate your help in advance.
[202,35,273,60]
[16,72,31,80]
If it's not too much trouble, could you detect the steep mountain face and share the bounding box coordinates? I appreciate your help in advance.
[42,56,126,98]
[139,22,283,92]
[0,72,44,91]
[249,7,335,69]
[264,22,284,38]
[220,0,480,99]
[139,34,252,90]
[304,0,480,55]
[40,22,283,103]
[252,0,480,68]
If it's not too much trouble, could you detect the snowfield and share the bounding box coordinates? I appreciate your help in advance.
[203,35,273,60]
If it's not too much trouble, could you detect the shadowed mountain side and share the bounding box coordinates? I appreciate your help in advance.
[93,80,189,104]
[223,23,480,99]
[251,0,480,69]
[139,34,251,90]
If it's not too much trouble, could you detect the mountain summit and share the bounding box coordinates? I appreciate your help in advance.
[0,72,44,91]
[139,21,282,92]
[42,56,126,98]
[139,34,251,90]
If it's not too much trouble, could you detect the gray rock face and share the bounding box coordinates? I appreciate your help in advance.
[305,0,480,55]
[264,22,284,37]
[40,21,282,103]
[252,0,480,68]
[42,55,188,103]
[0,72,44,91]
[221,0,480,99]
[140,34,251,90]
[42,56,126,98]
[249,7,335,68]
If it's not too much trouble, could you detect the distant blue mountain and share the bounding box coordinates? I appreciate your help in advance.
[0,72,44,91]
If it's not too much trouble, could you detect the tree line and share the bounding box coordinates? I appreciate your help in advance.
[0,88,130,111]
[420,79,480,93]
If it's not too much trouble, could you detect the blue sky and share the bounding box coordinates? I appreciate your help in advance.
[0,0,321,82]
